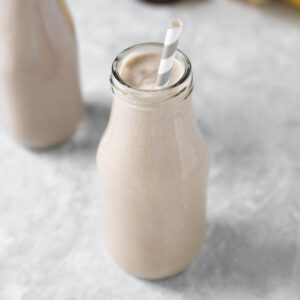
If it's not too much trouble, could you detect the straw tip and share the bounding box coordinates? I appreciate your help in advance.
[169,18,183,29]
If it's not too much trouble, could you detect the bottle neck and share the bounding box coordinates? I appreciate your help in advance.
[111,72,193,112]
[109,94,195,138]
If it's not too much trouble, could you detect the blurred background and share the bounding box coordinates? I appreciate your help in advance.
[0,0,299,299]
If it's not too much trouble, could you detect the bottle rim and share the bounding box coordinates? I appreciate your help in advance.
[111,42,192,94]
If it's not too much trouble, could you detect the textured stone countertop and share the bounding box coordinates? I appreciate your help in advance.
[0,0,300,299]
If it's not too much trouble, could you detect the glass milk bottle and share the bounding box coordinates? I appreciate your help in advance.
[97,43,209,279]
[0,0,82,148]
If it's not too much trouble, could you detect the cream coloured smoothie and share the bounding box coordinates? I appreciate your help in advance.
[120,52,184,90]
[97,43,208,279]
[0,0,82,148]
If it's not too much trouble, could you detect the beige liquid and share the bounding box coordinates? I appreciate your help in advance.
[120,52,184,90]
[0,0,82,148]
[97,46,208,279]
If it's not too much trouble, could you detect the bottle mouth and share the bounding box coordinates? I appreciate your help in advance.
[111,42,192,94]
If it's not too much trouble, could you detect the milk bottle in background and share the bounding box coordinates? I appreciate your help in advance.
[0,0,82,148]
[97,43,209,279]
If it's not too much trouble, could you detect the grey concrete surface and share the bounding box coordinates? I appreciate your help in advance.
[0,0,300,299]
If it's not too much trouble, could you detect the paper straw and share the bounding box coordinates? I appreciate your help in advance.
[156,19,183,88]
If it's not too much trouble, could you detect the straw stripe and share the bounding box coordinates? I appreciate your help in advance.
[156,69,172,88]
[158,55,177,74]
[164,26,182,45]
[162,40,179,59]
[156,19,183,88]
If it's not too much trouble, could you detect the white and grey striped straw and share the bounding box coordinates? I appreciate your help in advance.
[156,19,183,88]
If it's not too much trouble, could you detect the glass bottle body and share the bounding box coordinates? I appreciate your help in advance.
[97,43,208,279]
[0,0,82,148]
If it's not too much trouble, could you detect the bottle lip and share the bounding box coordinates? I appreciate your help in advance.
[111,42,192,95]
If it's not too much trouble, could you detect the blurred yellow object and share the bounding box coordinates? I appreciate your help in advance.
[283,0,300,7]
[245,0,300,6]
